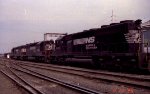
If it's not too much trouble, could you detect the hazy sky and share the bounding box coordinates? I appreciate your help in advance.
[0,0,150,53]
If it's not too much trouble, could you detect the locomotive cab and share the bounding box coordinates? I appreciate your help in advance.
[40,40,55,62]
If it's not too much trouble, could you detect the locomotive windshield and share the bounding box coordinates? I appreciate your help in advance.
[143,30,150,53]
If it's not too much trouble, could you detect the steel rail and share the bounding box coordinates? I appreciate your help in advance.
[18,62,150,81]
[11,65,102,94]
[0,69,44,94]
[16,63,150,90]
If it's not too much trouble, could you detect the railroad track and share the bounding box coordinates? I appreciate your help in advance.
[14,61,150,90]
[7,62,102,94]
[0,59,103,94]
[1,59,150,93]
[19,61,150,80]
[0,64,44,94]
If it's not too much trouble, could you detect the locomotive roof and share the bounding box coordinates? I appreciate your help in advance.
[12,40,54,50]
[56,19,141,41]
[13,45,27,49]
[69,20,134,37]
[56,36,64,40]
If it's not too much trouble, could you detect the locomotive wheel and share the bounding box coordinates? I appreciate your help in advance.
[58,56,65,64]
[44,57,49,63]
[61,57,66,64]
[92,56,100,68]
[148,60,150,72]
[50,56,57,64]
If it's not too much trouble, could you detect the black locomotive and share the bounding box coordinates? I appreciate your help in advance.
[11,40,55,62]
[11,19,150,71]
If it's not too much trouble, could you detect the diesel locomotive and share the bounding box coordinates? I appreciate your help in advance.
[11,40,55,62]
[11,19,150,71]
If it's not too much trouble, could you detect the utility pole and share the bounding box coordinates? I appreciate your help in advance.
[111,10,114,23]
[111,10,117,23]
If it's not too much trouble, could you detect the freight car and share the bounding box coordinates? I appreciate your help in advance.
[50,19,150,71]
[11,40,54,62]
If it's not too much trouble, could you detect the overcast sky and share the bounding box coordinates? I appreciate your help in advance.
[0,0,150,53]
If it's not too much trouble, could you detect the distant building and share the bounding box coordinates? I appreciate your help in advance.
[142,20,150,53]
[142,20,150,31]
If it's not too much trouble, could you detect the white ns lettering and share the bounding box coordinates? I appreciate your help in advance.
[73,36,95,45]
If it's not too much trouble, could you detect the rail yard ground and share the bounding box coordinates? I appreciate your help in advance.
[0,59,29,94]
[0,57,150,94]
